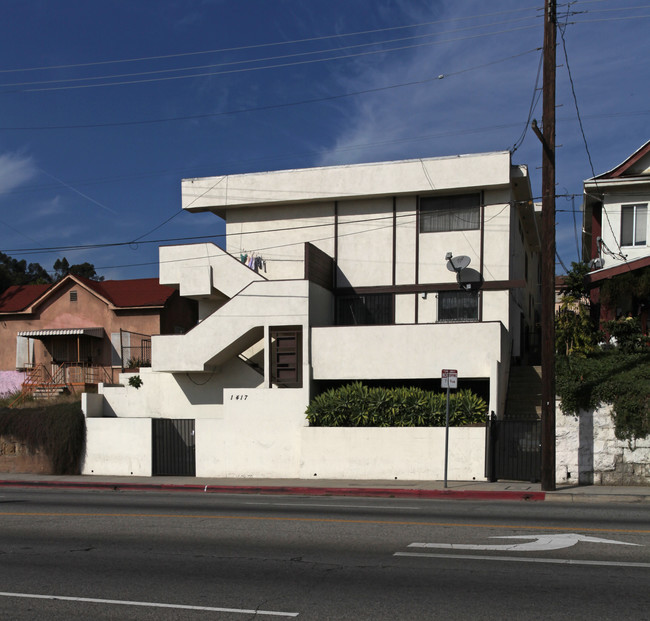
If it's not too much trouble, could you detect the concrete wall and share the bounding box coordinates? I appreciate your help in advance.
[556,402,650,485]
[99,360,264,420]
[195,388,310,477]
[312,322,506,414]
[300,427,486,480]
[182,152,512,211]
[0,370,25,396]
[82,417,152,476]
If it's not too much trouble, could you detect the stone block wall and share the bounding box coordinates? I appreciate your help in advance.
[0,435,54,474]
[556,401,650,485]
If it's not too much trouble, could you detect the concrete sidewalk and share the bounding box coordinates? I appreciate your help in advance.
[1,473,649,503]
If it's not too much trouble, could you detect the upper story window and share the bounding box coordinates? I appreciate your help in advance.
[69,290,78,302]
[621,203,647,247]
[420,193,480,233]
[336,293,393,326]
[438,290,479,323]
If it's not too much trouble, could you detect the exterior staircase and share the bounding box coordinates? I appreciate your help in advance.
[504,365,542,419]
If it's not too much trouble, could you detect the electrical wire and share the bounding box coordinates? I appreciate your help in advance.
[511,49,544,153]
[558,12,626,260]
[0,6,542,75]
[0,16,541,90]
[3,25,542,94]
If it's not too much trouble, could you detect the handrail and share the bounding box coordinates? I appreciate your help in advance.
[9,362,113,407]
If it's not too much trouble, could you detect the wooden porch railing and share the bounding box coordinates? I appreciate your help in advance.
[9,363,113,408]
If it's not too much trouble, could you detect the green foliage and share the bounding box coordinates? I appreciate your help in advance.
[556,351,650,441]
[53,257,104,282]
[126,357,151,369]
[128,375,143,389]
[560,261,591,299]
[0,251,53,295]
[600,265,650,313]
[305,382,488,427]
[0,401,86,474]
[603,317,648,353]
[555,295,598,356]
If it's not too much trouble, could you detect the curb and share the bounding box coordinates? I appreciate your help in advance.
[0,479,546,501]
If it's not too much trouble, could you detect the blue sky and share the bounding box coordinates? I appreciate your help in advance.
[0,0,648,280]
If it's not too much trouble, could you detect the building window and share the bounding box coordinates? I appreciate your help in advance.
[70,290,78,302]
[420,193,480,233]
[336,293,393,325]
[621,203,647,246]
[437,290,479,322]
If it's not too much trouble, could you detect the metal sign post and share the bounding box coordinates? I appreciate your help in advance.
[441,369,458,489]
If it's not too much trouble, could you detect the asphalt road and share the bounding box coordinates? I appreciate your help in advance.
[0,488,648,620]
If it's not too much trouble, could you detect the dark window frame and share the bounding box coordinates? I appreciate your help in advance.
[437,290,480,323]
[335,293,394,326]
[419,193,481,233]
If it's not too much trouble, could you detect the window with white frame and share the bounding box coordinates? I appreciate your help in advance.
[621,203,647,247]
[437,290,479,322]
[420,193,480,233]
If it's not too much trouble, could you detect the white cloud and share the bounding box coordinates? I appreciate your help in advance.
[314,2,542,167]
[0,152,38,195]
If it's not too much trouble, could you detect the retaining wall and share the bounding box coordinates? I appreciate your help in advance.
[556,402,650,485]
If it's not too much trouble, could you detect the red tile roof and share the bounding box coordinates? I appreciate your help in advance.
[0,277,176,313]
[78,277,176,307]
[0,284,51,312]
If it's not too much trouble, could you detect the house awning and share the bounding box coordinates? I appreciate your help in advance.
[17,328,104,339]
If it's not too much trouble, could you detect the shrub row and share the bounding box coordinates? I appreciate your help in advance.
[306,382,487,427]
[0,401,86,474]
[556,351,650,441]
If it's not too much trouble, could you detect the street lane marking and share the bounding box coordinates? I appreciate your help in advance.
[0,592,299,617]
[394,552,650,568]
[0,511,648,534]
[408,534,642,552]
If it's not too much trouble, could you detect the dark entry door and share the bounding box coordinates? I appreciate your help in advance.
[486,416,541,482]
[152,419,196,476]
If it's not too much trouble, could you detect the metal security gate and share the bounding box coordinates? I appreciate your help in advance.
[152,419,196,476]
[485,415,541,482]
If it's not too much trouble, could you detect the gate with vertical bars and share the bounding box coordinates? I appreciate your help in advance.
[485,415,541,482]
[152,419,196,476]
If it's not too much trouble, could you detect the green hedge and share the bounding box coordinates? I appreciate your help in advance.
[556,351,650,441]
[306,382,487,427]
[0,402,86,474]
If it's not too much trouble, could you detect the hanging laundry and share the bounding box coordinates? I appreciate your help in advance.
[240,253,248,264]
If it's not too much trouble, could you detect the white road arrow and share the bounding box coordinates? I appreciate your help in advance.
[408,534,641,552]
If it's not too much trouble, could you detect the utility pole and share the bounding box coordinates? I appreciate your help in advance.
[532,0,557,491]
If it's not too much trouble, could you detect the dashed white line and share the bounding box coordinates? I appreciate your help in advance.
[0,592,299,617]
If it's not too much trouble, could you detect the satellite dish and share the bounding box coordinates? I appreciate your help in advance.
[456,267,483,291]
[446,255,471,272]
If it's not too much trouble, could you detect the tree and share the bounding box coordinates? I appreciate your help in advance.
[555,262,598,356]
[0,251,52,295]
[53,257,103,282]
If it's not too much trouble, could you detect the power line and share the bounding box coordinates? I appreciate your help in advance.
[558,13,626,259]
[0,16,541,90]
[2,198,528,258]
[3,25,542,94]
[0,6,542,75]
[0,48,540,130]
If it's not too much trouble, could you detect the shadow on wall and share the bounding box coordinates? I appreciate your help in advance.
[579,409,594,484]
[174,360,264,406]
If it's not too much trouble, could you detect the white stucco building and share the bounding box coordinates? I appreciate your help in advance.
[84,151,541,479]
